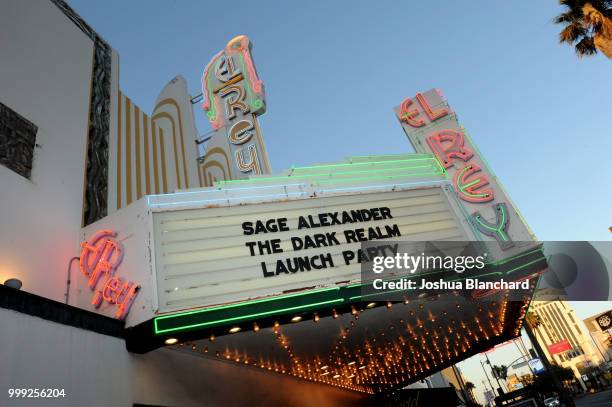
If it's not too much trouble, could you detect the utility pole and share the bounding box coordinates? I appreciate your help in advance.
[480,359,496,396]
[484,352,504,395]
[512,342,535,375]
[451,365,471,406]
[523,322,574,406]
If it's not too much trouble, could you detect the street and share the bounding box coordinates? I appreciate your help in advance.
[575,389,612,407]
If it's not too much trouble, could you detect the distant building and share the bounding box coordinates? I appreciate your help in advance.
[482,388,495,407]
[530,300,605,390]
[405,366,475,405]
[506,373,532,390]
[583,309,612,364]
[440,366,477,405]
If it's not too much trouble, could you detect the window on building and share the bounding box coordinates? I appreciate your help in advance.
[0,102,37,179]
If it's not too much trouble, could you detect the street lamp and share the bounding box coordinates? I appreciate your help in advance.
[4,278,22,290]
[484,353,505,395]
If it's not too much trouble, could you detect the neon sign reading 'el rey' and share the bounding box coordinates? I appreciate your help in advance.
[79,230,139,320]
[397,91,514,249]
[399,96,493,204]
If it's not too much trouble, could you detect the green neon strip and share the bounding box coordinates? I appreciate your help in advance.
[456,166,488,199]
[205,58,222,121]
[315,171,444,185]
[460,126,497,182]
[475,206,508,241]
[155,298,343,334]
[154,247,545,336]
[506,257,546,274]
[498,208,509,241]
[236,54,255,107]
[291,163,437,176]
[349,154,429,160]
[263,165,439,182]
[461,125,538,240]
[350,290,404,301]
[216,170,443,186]
[216,158,442,185]
[294,157,435,171]
[155,286,340,322]
[432,156,447,176]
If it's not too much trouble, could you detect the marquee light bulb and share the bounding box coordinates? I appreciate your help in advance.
[164,338,178,345]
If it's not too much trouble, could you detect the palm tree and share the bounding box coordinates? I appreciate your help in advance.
[526,312,542,332]
[554,1,612,58]
[491,365,509,390]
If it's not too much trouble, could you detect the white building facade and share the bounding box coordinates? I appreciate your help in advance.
[529,300,606,390]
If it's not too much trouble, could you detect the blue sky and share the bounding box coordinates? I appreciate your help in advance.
[69,0,611,243]
[68,0,611,400]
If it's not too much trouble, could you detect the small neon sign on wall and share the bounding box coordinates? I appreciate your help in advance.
[79,229,139,320]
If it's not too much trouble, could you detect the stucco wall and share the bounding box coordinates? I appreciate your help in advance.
[0,307,369,406]
[0,0,94,302]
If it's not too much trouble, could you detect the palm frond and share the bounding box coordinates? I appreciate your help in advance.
[559,0,581,7]
[559,0,586,12]
[559,22,587,43]
[575,36,598,56]
[554,11,579,24]
[587,1,612,18]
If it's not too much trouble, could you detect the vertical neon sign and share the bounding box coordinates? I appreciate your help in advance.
[394,90,532,250]
[199,35,271,186]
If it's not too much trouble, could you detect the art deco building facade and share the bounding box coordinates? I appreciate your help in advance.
[584,309,612,364]
[529,300,605,390]
[1,1,545,405]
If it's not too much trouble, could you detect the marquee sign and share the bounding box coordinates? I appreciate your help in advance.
[394,89,534,255]
[199,35,271,186]
[150,150,545,316]
[79,229,139,320]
